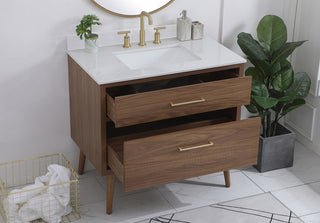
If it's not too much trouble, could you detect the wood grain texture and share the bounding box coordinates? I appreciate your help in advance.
[107,76,252,127]
[68,56,107,175]
[224,171,231,188]
[239,63,244,77]
[108,145,124,182]
[121,117,260,192]
[68,58,253,214]
[107,174,115,215]
[106,93,116,122]
[107,115,233,184]
[78,151,86,175]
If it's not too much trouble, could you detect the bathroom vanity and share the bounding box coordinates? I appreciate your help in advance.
[67,37,260,214]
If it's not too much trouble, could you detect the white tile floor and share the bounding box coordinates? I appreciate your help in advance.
[137,193,303,223]
[75,141,320,223]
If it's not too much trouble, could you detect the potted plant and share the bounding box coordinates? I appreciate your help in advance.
[237,15,311,172]
[76,14,101,53]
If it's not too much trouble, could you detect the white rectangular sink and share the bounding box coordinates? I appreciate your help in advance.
[114,45,201,70]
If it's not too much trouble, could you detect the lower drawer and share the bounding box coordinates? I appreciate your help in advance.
[108,117,260,192]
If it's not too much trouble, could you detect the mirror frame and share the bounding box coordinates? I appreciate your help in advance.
[90,0,175,18]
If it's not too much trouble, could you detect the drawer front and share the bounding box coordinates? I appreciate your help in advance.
[123,117,260,191]
[108,76,252,127]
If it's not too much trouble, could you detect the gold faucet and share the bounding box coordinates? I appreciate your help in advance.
[139,11,153,46]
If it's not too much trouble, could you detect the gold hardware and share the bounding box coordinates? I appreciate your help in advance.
[153,26,166,44]
[90,0,175,18]
[139,11,153,46]
[178,141,214,152]
[118,30,131,48]
[170,97,206,107]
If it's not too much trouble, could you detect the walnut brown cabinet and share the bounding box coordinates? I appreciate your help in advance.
[68,39,260,215]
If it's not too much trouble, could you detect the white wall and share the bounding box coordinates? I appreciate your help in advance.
[285,0,320,156]
[0,0,221,170]
[0,0,297,171]
[293,0,320,96]
[222,0,297,54]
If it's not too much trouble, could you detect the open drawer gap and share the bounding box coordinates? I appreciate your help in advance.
[107,109,234,139]
[106,69,238,97]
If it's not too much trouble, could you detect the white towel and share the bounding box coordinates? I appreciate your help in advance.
[45,164,71,208]
[3,197,21,223]
[8,177,45,204]
[6,164,72,223]
[5,176,45,222]
[18,193,72,223]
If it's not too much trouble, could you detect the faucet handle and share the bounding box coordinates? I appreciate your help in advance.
[154,26,166,32]
[118,31,131,48]
[153,26,166,44]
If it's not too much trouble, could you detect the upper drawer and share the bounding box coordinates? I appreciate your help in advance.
[108,117,260,192]
[107,74,252,127]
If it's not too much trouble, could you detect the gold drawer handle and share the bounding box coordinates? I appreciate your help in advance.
[170,98,206,107]
[178,141,214,152]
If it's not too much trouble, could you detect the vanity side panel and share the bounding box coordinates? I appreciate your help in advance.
[233,63,244,121]
[68,56,107,175]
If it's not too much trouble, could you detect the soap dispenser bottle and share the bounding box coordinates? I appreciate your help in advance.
[177,10,192,41]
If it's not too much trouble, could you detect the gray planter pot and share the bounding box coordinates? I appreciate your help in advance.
[255,124,296,172]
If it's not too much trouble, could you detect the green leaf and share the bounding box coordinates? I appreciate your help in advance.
[76,14,101,40]
[278,94,295,103]
[251,83,269,97]
[257,15,287,54]
[268,61,286,84]
[245,104,258,113]
[250,111,269,119]
[271,61,281,74]
[237,33,269,61]
[269,90,285,112]
[281,98,306,116]
[272,41,306,64]
[245,67,264,83]
[252,96,279,109]
[272,102,284,113]
[272,60,292,76]
[286,72,311,99]
[269,89,283,98]
[271,61,294,91]
[248,57,273,78]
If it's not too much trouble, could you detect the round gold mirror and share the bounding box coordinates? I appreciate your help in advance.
[90,0,175,18]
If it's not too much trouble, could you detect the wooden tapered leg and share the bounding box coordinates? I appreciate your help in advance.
[107,174,115,215]
[224,170,231,188]
[78,151,86,175]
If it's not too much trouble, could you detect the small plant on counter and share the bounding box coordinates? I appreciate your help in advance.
[76,14,101,40]
[237,15,311,138]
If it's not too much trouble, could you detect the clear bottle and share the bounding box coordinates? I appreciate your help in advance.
[177,10,192,41]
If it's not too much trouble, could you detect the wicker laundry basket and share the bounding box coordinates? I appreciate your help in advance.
[0,153,80,223]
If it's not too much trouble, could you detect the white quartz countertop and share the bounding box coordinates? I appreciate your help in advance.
[67,37,246,85]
